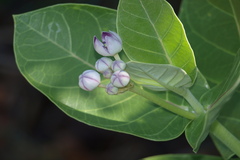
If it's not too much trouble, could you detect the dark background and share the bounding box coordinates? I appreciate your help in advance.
[0,0,219,160]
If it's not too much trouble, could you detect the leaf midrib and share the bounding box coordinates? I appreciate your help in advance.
[229,0,240,38]
[139,0,173,64]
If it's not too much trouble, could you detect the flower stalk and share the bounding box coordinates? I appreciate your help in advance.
[129,84,196,120]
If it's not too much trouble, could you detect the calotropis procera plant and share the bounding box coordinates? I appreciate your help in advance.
[13,0,240,160]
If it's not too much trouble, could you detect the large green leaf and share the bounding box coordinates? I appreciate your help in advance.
[117,0,197,81]
[142,154,225,160]
[209,0,240,38]
[179,0,239,84]
[200,49,240,110]
[13,4,190,141]
[185,50,240,152]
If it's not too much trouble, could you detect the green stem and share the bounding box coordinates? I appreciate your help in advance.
[98,84,106,88]
[183,89,205,115]
[129,85,196,120]
[114,53,121,60]
[210,120,240,158]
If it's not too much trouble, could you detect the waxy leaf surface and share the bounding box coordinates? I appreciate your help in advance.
[127,62,192,94]
[127,61,210,115]
[179,0,239,84]
[14,4,190,141]
[117,0,197,81]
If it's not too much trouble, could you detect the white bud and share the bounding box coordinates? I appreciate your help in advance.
[79,70,100,91]
[103,69,113,79]
[111,70,130,88]
[106,83,118,95]
[93,31,122,56]
[111,60,126,72]
[95,57,113,72]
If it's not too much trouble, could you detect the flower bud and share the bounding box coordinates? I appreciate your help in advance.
[111,70,130,88]
[102,69,113,79]
[106,83,118,95]
[93,31,122,56]
[111,60,126,71]
[95,57,113,72]
[79,70,100,91]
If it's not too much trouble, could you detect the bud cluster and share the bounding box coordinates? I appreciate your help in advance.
[78,31,130,95]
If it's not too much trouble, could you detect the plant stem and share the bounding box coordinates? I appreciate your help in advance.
[98,84,106,88]
[114,53,121,60]
[129,85,196,120]
[183,89,205,115]
[210,120,240,158]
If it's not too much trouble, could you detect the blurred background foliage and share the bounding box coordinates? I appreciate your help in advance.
[0,0,219,159]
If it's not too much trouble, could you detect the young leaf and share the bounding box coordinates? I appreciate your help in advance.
[117,0,197,81]
[179,0,239,84]
[126,62,192,95]
[13,4,189,141]
[126,61,209,117]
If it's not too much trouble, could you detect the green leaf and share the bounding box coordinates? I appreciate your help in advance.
[189,71,210,100]
[200,49,240,110]
[218,92,240,140]
[142,154,224,160]
[180,0,240,154]
[209,0,240,38]
[117,0,197,81]
[126,62,192,93]
[126,62,208,117]
[229,0,240,38]
[211,92,240,159]
[179,0,239,84]
[13,4,189,141]
[185,49,240,152]
[185,110,218,152]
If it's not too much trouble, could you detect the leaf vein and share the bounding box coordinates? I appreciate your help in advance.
[60,13,72,52]
[18,16,94,68]
[139,0,172,64]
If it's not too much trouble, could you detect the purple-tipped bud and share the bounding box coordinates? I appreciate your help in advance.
[79,70,100,91]
[106,83,118,95]
[93,31,122,56]
[95,57,113,72]
[111,60,126,71]
[103,69,113,79]
[111,70,130,88]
